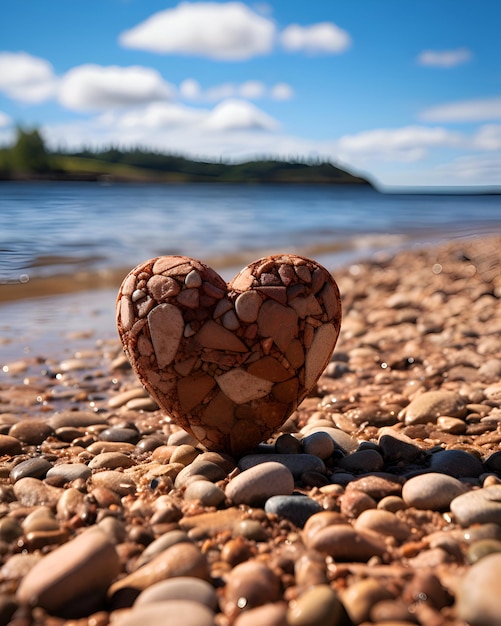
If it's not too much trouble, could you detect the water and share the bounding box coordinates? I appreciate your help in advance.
[1,182,500,364]
[1,182,500,285]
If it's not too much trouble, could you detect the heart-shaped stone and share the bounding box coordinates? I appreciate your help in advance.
[116,255,341,456]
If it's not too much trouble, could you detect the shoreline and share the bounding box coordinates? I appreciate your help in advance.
[1,233,501,623]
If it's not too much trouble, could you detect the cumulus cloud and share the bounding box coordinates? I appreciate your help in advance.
[435,154,501,184]
[58,64,174,112]
[270,83,294,100]
[280,22,351,54]
[178,78,293,102]
[420,96,501,123]
[337,126,462,161]
[474,124,501,150]
[204,98,279,131]
[0,52,58,102]
[0,111,12,127]
[103,102,207,129]
[417,47,472,68]
[119,2,275,60]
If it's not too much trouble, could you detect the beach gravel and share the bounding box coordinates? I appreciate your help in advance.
[1,234,501,624]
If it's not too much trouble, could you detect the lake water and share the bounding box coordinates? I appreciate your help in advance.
[1,182,501,285]
[1,182,500,364]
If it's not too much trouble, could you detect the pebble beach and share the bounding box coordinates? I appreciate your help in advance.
[1,234,501,626]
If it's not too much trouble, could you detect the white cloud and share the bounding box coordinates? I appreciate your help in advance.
[58,64,174,112]
[119,2,275,60]
[270,83,294,101]
[474,124,501,150]
[336,126,462,162]
[0,52,58,102]
[280,22,351,54]
[435,154,501,184]
[420,96,501,123]
[103,102,207,129]
[238,80,266,99]
[204,98,279,131]
[179,78,203,100]
[0,111,12,127]
[178,78,292,102]
[417,47,472,68]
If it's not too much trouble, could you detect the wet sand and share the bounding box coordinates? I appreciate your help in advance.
[1,234,501,625]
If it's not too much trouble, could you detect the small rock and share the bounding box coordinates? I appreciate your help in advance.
[429,449,484,478]
[264,495,322,528]
[10,457,52,482]
[401,390,467,425]
[112,600,215,626]
[16,528,119,616]
[134,577,218,610]
[451,485,501,526]
[184,480,226,507]
[354,509,410,541]
[226,462,294,506]
[221,561,281,619]
[287,584,344,626]
[109,542,209,597]
[337,449,384,473]
[456,553,501,625]
[402,473,468,510]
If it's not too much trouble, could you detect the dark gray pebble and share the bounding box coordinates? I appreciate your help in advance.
[10,457,53,482]
[430,449,484,477]
[264,495,322,528]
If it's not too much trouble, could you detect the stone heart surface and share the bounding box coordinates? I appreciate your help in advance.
[116,254,341,456]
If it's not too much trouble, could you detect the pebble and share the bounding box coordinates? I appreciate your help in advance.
[341,578,394,624]
[456,553,501,625]
[264,495,322,528]
[339,489,377,518]
[377,428,422,462]
[354,509,411,541]
[112,600,215,626]
[134,530,188,567]
[0,517,23,542]
[109,542,209,597]
[88,452,136,470]
[287,584,344,626]
[226,462,294,506]
[8,419,54,445]
[450,485,501,526]
[305,523,386,561]
[221,560,281,618]
[301,431,335,459]
[10,457,52,481]
[467,538,501,564]
[234,602,288,626]
[13,477,63,507]
[238,454,325,479]
[401,390,467,424]
[345,475,403,499]
[429,448,484,477]
[22,507,59,533]
[16,528,120,615]
[402,472,468,510]
[46,462,92,482]
[0,434,22,455]
[302,426,359,453]
[91,470,136,496]
[184,480,226,507]
[337,449,384,473]
[134,577,218,610]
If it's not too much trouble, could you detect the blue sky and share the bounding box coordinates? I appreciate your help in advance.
[1,0,500,188]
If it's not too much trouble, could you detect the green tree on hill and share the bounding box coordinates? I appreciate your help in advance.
[10,127,51,173]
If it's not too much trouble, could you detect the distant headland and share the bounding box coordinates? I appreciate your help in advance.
[0,128,373,186]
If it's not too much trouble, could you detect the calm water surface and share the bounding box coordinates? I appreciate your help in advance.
[1,182,501,283]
